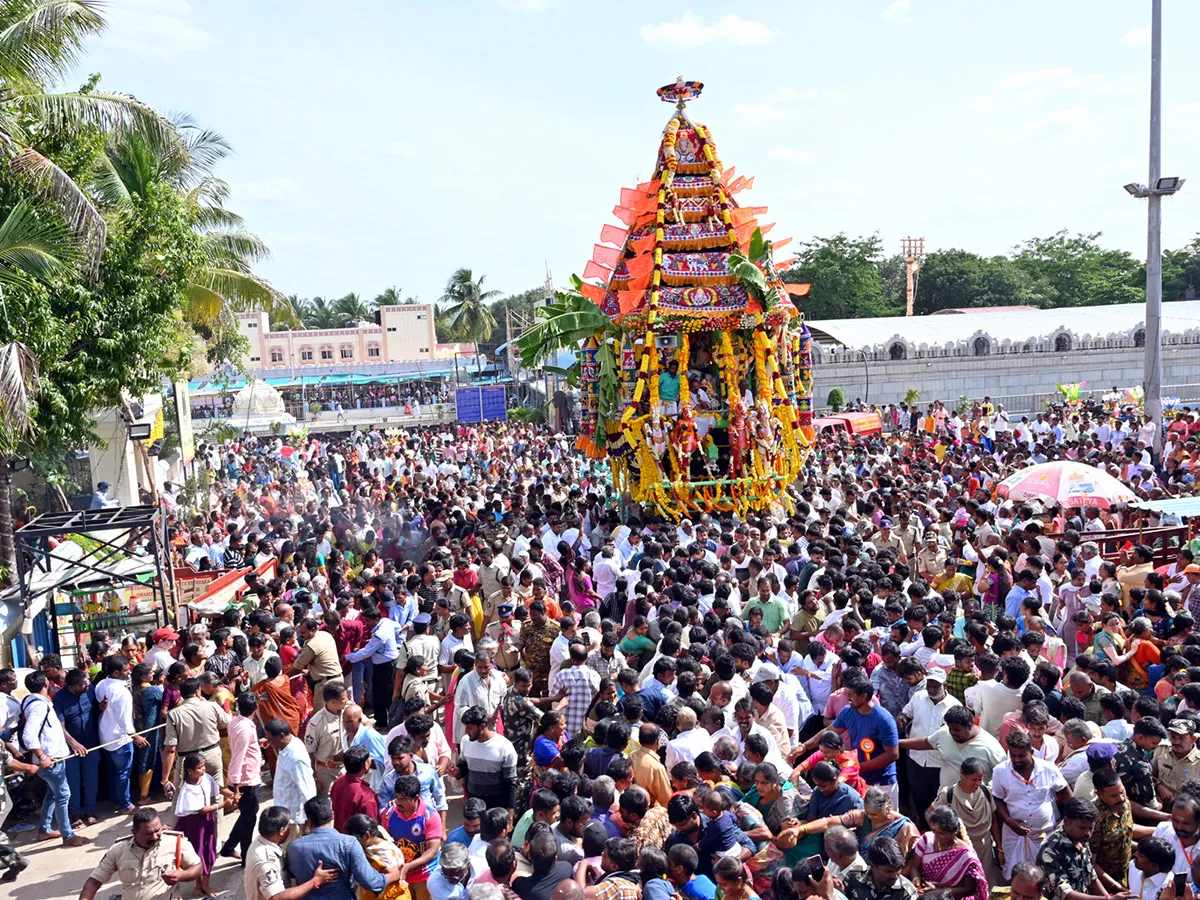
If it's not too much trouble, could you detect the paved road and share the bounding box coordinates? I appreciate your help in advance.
[6,787,465,900]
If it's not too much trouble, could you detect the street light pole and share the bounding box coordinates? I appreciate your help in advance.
[1144,0,1164,457]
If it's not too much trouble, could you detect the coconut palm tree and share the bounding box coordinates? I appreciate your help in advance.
[439,268,499,371]
[296,296,341,330]
[0,200,80,583]
[91,119,287,329]
[333,292,372,324]
[0,0,180,270]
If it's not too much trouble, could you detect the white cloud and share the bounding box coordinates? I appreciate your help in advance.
[640,12,777,48]
[102,0,212,59]
[240,176,305,202]
[731,87,798,126]
[1121,26,1150,47]
[882,1,911,23]
[387,141,415,157]
[498,0,551,10]
[970,67,1114,110]
[767,148,810,163]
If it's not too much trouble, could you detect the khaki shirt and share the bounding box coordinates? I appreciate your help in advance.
[397,633,442,685]
[916,548,947,580]
[485,618,523,670]
[164,697,230,752]
[89,832,202,900]
[292,630,342,683]
[244,833,287,900]
[1154,743,1200,793]
[478,562,510,608]
[304,705,345,764]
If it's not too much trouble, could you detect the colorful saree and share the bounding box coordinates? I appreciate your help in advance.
[912,833,988,900]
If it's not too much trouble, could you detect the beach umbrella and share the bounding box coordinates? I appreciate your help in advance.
[995,460,1138,509]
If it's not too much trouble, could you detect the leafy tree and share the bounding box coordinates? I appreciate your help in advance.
[439,268,500,370]
[1010,230,1143,307]
[0,0,177,267]
[1163,236,1200,302]
[914,249,1046,314]
[487,285,546,346]
[296,295,341,329]
[333,292,372,324]
[91,119,285,346]
[781,234,900,320]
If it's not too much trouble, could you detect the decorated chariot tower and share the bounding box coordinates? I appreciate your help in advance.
[524,79,815,519]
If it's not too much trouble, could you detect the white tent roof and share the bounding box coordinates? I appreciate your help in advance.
[806,300,1200,351]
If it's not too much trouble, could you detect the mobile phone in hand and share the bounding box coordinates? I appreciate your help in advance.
[1175,873,1187,897]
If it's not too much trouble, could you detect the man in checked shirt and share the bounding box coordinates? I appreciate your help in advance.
[552,644,600,737]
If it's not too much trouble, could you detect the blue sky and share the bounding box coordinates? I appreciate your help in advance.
[68,0,1200,306]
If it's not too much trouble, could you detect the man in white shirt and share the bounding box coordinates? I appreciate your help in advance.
[665,707,711,771]
[592,546,622,601]
[95,655,149,814]
[144,626,180,675]
[972,656,1030,734]
[22,671,89,845]
[898,669,959,829]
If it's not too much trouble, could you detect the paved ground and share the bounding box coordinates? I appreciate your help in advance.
[6,787,465,900]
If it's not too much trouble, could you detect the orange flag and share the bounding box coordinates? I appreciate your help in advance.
[636,179,661,194]
[592,244,621,269]
[618,290,647,313]
[612,206,638,226]
[731,206,768,226]
[630,233,656,255]
[582,261,612,281]
[580,282,607,306]
[600,224,629,246]
[623,254,655,280]
[719,166,737,185]
[772,236,792,251]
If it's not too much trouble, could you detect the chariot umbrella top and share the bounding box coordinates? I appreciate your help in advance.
[995,460,1139,510]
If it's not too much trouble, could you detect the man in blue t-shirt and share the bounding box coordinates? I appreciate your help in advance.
[821,674,900,803]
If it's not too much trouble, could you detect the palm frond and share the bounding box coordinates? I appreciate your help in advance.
[191,203,243,232]
[184,282,225,325]
[199,229,271,267]
[9,145,103,270]
[0,0,105,84]
[21,90,179,148]
[0,199,78,285]
[192,265,286,314]
[0,341,41,438]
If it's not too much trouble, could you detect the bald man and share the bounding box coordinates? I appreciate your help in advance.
[666,708,709,771]
[551,880,585,900]
[710,682,734,727]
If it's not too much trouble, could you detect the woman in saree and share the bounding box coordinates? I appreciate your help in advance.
[531,710,570,791]
[566,558,601,615]
[981,552,1012,622]
[932,758,1003,888]
[810,785,920,859]
[1118,617,1161,691]
[904,805,989,900]
[793,760,863,858]
[389,656,444,725]
[131,662,165,803]
[732,761,807,897]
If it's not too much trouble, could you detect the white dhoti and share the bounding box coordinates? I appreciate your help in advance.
[696,416,715,439]
[1000,824,1050,880]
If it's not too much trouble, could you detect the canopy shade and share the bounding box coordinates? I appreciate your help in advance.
[995,460,1139,510]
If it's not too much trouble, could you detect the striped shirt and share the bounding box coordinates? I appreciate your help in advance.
[459,732,518,809]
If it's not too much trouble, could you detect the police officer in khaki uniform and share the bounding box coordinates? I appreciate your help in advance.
[396,613,442,694]
[78,809,202,900]
[161,678,230,786]
[484,602,522,676]
[915,534,947,582]
[285,618,343,705]
[305,681,347,796]
[245,806,338,900]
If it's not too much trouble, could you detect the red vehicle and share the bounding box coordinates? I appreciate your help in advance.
[812,411,884,437]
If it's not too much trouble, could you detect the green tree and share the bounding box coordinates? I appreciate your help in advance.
[91,119,285,347]
[1163,236,1200,302]
[781,234,900,319]
[487,285,545,346]
[914,249,1047,314]
[438,268,500,371]
[296,295,341,329]
[1010,230,1144,307]
[333,292,372,324]
[0,0,178,268]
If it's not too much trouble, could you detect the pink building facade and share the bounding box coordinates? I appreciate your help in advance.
[236,305,475,372]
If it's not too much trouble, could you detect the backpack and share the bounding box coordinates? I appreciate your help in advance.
[16,695,51,755]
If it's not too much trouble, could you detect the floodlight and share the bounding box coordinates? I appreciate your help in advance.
[10,458,29,472]
[1124,183,1145,196]
[127,422,153,440]
[1155,176,1185,192]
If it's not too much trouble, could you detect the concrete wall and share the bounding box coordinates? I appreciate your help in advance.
[812,345,1200,413]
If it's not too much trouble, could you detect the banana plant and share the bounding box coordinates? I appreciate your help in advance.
[729,227,781,311]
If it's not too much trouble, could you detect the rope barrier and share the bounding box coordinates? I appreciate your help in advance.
[4,723,167,780]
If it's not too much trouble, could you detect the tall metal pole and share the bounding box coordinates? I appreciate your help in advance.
[1144,0,1164,457]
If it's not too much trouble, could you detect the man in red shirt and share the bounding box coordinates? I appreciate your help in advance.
[330,745,378,831]
[324,608,368,682]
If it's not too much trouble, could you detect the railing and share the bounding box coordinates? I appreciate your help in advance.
[1053,525,1192,567]
[815,382,1200,416]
